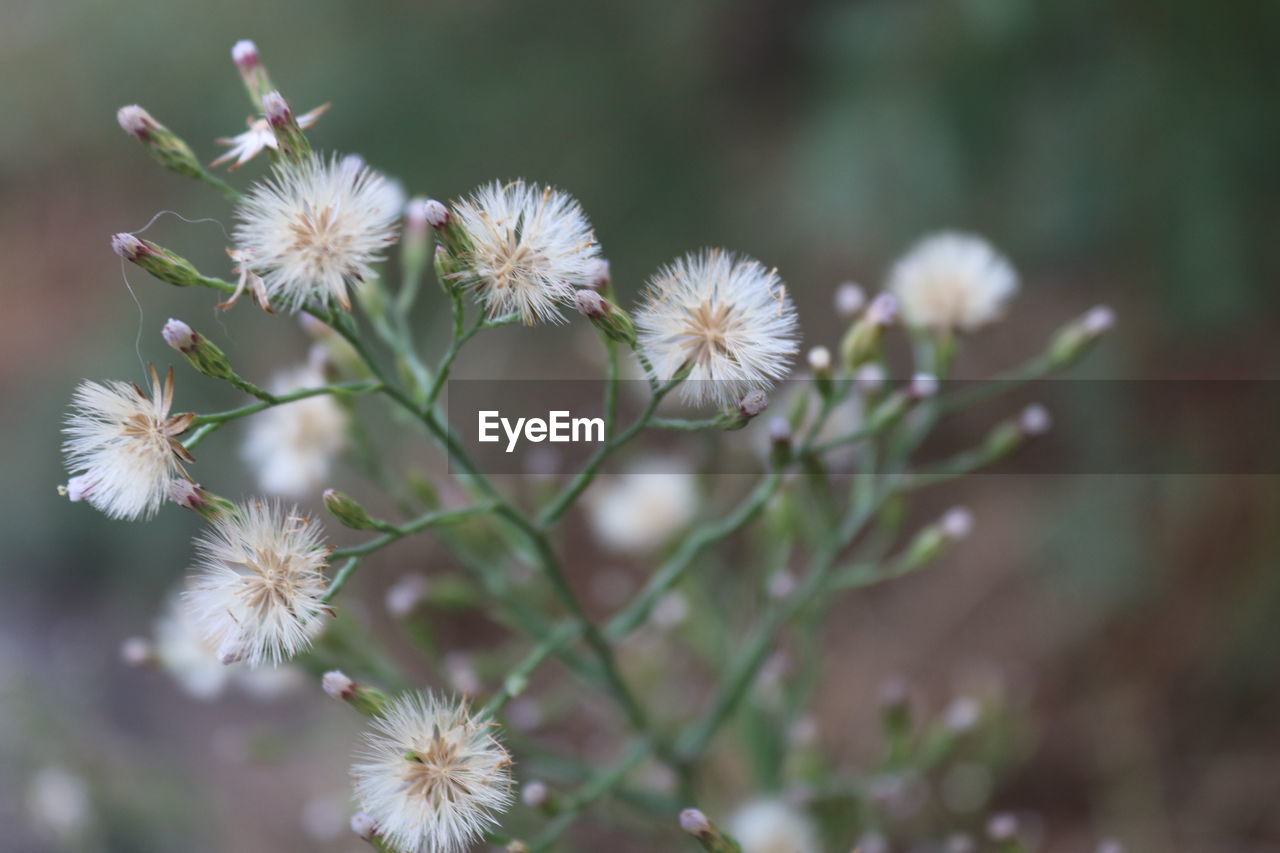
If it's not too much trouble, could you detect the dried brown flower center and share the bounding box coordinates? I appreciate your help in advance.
[401,731,475,806]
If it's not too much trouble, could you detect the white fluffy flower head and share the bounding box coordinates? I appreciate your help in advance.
[62,365,195,520]
[587,462,698,554]
[240,363,347,497]
[184,500,331,666]
[728,799,820,853]
[233,154,401,311]
[888,232,1018,332]
[451,180,601,324]
[636,249,799,406]
[352,692,513,853]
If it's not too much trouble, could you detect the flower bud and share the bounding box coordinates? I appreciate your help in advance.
[854,363,886,396]
[262,90,310,162]
[507,843,531,853]
[679,808,740,852]
[835,281,866,318]
[739,389,769,419]
[910,373,939,400]
[940,507,974,540]
[987,813,1019,842]
[116,105,205,180]
[322,670,355,699]
[119,636,154,667]
[231,40,273,107]
[574,290,637,346]
[421,199,450,229]
[321,670,390,716]
[840,293,897,370]
[349,812,377,841]
[113,234,204,288]
[1018,403,1051,437]
[323,489,380,531]
[1049,305,1115,368]
[163,319,236,381]
[167,480,233,521]
[679,808,712,837]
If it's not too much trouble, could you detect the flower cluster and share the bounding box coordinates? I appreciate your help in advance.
[65,38,1118,853]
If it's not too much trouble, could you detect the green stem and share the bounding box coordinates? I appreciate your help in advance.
[529,739,653,852]
[183,380,382,449]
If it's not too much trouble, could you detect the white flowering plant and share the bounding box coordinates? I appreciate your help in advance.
[64,41,1117,853]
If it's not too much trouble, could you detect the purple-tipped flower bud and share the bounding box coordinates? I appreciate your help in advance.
[739,389,769,418]
[835,282,866,318]
[231,40,260,71]
[162,320,236,380]
[575,289,607,319]
[422,198,450,229]
[162,318,197,352]
[1083,305,1116,336]
[987,813,1019,841]
[1018,403,1052,437]
[116,106,203,178]
[167,480,231,521]
[322,671,389,716]
[1050,305,1115,367]
[840,292,898,369]
[575,289,636,345]
[120,636,153,667]
[116,105,156,141]
[112,232,149,262]
[910,373,939,399]
[350,812,377,841]
[941,507,974,540]
[262,91,291,125]
[679,808,712,837]
[322,670,355,700]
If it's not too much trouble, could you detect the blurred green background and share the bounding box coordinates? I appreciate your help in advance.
[3,1,1279,851]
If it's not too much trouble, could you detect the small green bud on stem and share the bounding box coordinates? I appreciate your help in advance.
[1048,305,1114,368]
[167,479,235,522]
[575,289,637,346]
[263,91,311,163]
[840,292,897,370]
[116,105,205,181]
[112,234,204,288]
[324,489,382,531]
[323,670,391,716]
[232,40,273,108]
[163,319,237,382]
[679,808,743,852]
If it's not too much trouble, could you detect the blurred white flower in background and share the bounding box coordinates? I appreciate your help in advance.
[586,459,698,554]
[152,593,304,700]
[636,249,799,406]
[728,798,820,853]
[241,363,348,498]
[888,232,1018,332]
[25,766,92,844]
